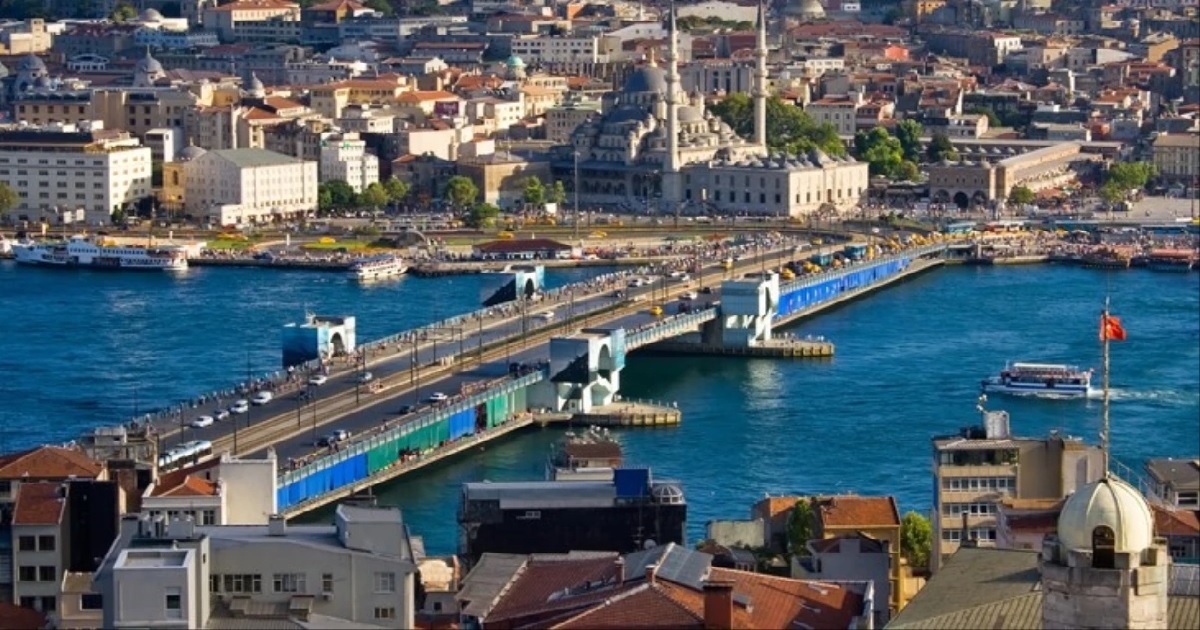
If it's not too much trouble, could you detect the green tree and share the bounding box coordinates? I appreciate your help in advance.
[360,182,388,209]
[926,132,958,163]
[522,176,545,207]
[363,0,394,16]
[444,175,478,209]
[1008,185,1036,206]
[110,1,137,21]
[710,94,847,157]
[900,511,933,571]
[895,119,924,163]
[786,499,815,556]
[110,207,126,226]
[382,176,409,204]
[317,186,333,212]
[548,180,567,205]
[467,202,501,228]
[0,181,18,216]
[1100,181,1125,205]
[854,126,904,178]
[320,180,357,207]
[964,107,1002,128]
[894,160,920,182]
[1106,161,1155,191]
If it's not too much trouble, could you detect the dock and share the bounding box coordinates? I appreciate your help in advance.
[572,401,682,427]
[647,338,834,358]
[188,258,352,271]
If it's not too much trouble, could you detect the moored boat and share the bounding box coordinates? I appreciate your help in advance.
[1081,247,1132,270]
[349,253,407,281]
[11,234,188,271]
[981,362,1095,398]
[1146,248,1197,272]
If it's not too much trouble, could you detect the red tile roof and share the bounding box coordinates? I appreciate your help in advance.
[552,581,718,629]
[1153,505,1200,537]
[0,446,103,480]
[153,474,218,498]
[0,602,48,630]
[709,567,863,629]
[485,555,621,624]
[816,495,900,528]
[13,482,66,525]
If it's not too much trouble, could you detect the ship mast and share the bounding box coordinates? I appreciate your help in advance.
[1101,296,1111,477]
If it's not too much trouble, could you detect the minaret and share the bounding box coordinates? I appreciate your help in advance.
[753,1,768,154]
[662,2,682,207]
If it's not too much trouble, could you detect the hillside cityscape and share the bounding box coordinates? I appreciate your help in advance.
[0,0,1196,628]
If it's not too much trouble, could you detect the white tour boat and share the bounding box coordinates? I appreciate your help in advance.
[980,362,1094,398]
[12,235,188,271]
[350,253,407,281]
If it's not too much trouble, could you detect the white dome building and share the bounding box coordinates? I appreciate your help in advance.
[1040,476,1170,629]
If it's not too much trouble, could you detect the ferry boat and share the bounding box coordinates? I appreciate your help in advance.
[981,362,1095,398]
[11,235,188,271]
[1146,248,1197,272]
[349,253,407,281]
[1081,247,1132,270]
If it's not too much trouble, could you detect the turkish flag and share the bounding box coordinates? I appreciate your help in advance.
[1100,315,1127,342]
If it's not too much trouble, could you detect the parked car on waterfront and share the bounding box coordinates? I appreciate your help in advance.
[251,391,273,405]
[191,416,214,428]
[309,374,328,386]
[230,400,250,414]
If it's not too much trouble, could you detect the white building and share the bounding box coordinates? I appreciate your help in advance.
[183,147,318,226]
[510,35,613,64]
[141,451,279,526]
[684,149,870,217]
[318,132,379,193]
[95,505,419,629]
[0,126,152,225]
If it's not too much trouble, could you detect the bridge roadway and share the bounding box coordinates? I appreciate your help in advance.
[161,243,813,462]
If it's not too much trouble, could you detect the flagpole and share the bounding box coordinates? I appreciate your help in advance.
[1101,296,1111,478]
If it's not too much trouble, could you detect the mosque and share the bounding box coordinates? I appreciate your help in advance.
[552,3,868,218]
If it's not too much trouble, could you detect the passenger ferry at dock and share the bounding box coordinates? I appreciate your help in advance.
[11,235,188,271]
[1081,247,1132,270]
[1146,248,1197,272]
[981,362,1095,398]
[349,253,407,281]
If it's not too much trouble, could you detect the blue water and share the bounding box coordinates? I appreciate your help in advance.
[2,261,1197,554]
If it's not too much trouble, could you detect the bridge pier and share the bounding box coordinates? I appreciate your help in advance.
[530,329,626,414]
[481,265,545,306]
[281,314,357,369]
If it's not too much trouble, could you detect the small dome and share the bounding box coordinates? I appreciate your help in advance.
[32,76,51,89]
[17,54,47,74]
[178,145,207,161]
[505,54,525,68]
[678,105,704,123]
[622,66,668,95]
[651,483,684,505]
[245,72,265,96]
[136,51,164,75]
[785,0,826,20]
[1057,477,1154,554]
[138,8,164,22]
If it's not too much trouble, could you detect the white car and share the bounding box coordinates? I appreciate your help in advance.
[357,372,374,384]
[426,392,449,403]
[251,391,274,405]
[230,400,250,414]
[191,415,214,428]
[679,291,698,300]
[213,409,230,421]
[537,311,555,321]
[309,374,328,386]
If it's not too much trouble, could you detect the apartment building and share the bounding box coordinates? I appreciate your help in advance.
[0,127,153,224]
[544,97,601,144]
[1145,458,1200,510]
[807,94,862,135]
[94,505,418,628]
[509,35,615,64]
[203,0,302,43]
[318,132,380,192]
[931,409,1104,570]
[182,147,317,225]
[1152,133,1200,184]
[141,452,279,526]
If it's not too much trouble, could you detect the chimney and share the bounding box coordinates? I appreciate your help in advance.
[960,512,977,548]
[615,556,626,584]
[268,514,287,537]
[645,563,657,585]
[702,580,735,630]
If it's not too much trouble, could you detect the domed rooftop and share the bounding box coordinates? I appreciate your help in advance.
[505,54,525,68]
[178,145,207,161]
[17,54,47,74]
[136,51,164,75]
[678,105,704,123]
[1057,477,1154,554]
[622,65,668,95]
[138,8,164,22]
[245,72,265,95]
[785,0,826,20]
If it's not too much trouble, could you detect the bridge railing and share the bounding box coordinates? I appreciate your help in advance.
[277,368,546,488]
[627,308,719,349]
[779,243,946,295]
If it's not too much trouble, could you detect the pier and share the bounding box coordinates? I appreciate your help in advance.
[102,241,950,518]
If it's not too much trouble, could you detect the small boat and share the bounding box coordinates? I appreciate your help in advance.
[1081,247,1132,270]
[349,254,407,281]
[981,362,1095,398]
[1146,248,1197,272]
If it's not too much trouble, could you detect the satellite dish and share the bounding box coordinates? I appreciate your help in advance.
[643,539,657,550]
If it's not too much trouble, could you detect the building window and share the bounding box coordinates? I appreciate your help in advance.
[210,575,220,593]
[322,573,333,594]
[37,536,55,552]
[373,571,396,593]
[202,510,216,525]
[273,573,306,593]
[81,594,103,610]
[39,566,56,582]
[18,566,36,582]
[223,574,262,593]
[165,587,182,619]
[18,536,36,552]
[40,596,56,613]
[374,607,396,620]
[19,597,35,610]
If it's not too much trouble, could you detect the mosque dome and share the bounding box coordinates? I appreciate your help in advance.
[678,105,704,123]
[622,65,668,95]
[245,72,265,96]
[505,54,525,69]
[785,0,827,20]
[178,145,208,161]
[138,8,164,22]
[1057,477,1154,554]
[17,54,47,74]
[136,51,164,75]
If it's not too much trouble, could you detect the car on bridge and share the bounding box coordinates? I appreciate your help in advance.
[251,391,274,405]
[213,409,230,421]
[191,415,214,428]
[230,400,250,414]
[357,372,374,384]
[308,374,329,386]
[426,392,448,403]
[397,404,416,415]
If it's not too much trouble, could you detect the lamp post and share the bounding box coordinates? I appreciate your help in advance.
[573,150,581,241]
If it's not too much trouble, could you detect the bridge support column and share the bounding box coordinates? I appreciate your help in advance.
[716,272,779,348]
[528,330,625,414]
[481,265,545,306]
